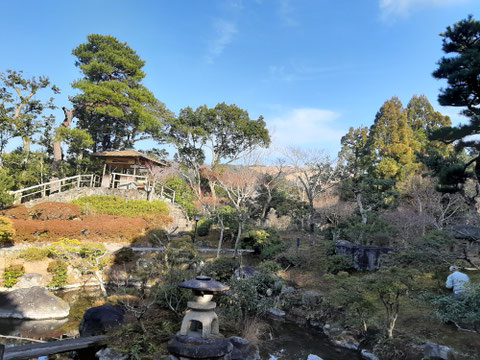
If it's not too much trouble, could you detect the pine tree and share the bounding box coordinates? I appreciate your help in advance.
[71,34,170,152]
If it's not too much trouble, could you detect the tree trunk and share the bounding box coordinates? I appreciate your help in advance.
[387,313,398,338]
[356,192,368,224]
[233,222,243,257]
[217,222,225,258]
[260,192,272,227]
[22,136,30,154]
[52,107,74,175]
[208,180,217,204]
[94,270,107,297]
[308,198,315,233]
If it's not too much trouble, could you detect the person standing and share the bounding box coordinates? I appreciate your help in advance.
[446,266,470,297]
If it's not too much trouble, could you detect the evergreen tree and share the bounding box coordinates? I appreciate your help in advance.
[406,94,451,154]
[429,16,480,192]
[71,34,171,152]
[369,97,417,180]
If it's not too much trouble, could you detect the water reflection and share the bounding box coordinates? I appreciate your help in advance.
[259,320,361,360]
[0,318,67,337]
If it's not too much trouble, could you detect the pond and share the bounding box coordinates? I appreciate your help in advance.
[0,287,360,360]
[259,319,361,360]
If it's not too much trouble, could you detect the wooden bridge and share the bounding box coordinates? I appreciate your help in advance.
[9,173,176,205]
[0,335,108,360]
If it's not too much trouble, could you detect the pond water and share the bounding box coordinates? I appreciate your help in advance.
[259,319,361,360]
[0,287,360,360]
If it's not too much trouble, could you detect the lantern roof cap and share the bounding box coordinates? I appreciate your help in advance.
[178,275,229,293]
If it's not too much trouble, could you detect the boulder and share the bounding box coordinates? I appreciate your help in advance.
[79,305,125,336]
[423,341,454,360]
[361,349,379,360]
[268,307,286,317]
[0,286,69,320]
[229,336,260,360]
[96,348,129,360]
[307,355,324,360]
[168,334,233,358]
[234,265,259,279]
[331,331,359,351]
[13,273,44,289]
[301,290,322,307]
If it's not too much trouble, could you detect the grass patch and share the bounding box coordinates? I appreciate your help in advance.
[16,246,49,261]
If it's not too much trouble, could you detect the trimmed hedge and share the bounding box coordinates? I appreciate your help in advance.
[3,264,24,288]
[72,195,169,217]
[31,202,81,220]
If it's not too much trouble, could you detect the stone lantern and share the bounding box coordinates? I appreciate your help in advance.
[177,275,229,338]
[167,275,260,360]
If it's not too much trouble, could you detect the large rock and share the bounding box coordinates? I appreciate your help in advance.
[423,341,454,360]
[13,273,44,289]
[335,240,393,271]
[79,305,125,336]
[0,286,69,320]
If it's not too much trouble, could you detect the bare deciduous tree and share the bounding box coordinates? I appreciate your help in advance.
[283,147,341,233]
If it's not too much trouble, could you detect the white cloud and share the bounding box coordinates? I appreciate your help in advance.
[205,19,238,64]
[379,0,468,19]
[268,108,345,153]
[268,62,343,82]
[278,0,298,26]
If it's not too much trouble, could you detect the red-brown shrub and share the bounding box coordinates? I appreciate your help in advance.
[0,205,30,220]
[31,202,81,220]
[11,215,148,243]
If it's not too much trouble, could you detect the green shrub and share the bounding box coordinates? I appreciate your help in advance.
[241,228,285,259]
[47,260,68,288]
[0,168,14,209]
[258,260,281,273]
[71,195,169,217]
[3,264,25,287]
[146,228,169,246]
[17,246,49,261]
[114,247,136,265]
[164,176,196,217]
[164,236,198,267]
[204,257,240,282]
[196,219,212,237]
[326,254,354,274]
[0,216,15,244]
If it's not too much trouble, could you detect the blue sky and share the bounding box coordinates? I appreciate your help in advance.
[1,0,478,157]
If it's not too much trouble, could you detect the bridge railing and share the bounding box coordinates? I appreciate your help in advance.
[110,172,176,203]
[9,174,101,204]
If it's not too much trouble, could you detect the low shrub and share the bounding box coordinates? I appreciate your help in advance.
[11,215,148,242]
[72,195,169,217]
[258,260,281,273]
[196,219,212,237]
[326,254,354,274]
[0,216,15,244]
[0,205,30,220]
[3,264,25,287]
[31,202,81,220]
[114,247,136,265]
[17,246,49,261]
[241,228,285,259]
[164,236,198,267]
[204,257,240,282]
[146,228,169,246]
[47,260,68,288]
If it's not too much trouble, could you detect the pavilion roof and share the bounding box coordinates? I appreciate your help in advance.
[91,149,167,166]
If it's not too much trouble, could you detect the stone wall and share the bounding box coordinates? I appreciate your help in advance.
[334,240,393,271]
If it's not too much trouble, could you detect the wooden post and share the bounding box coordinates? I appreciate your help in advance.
[172,190,175,204]
[0,343,5,360]
[77,176,81,188]
[42,184,46,198]
[89,174,93,187]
